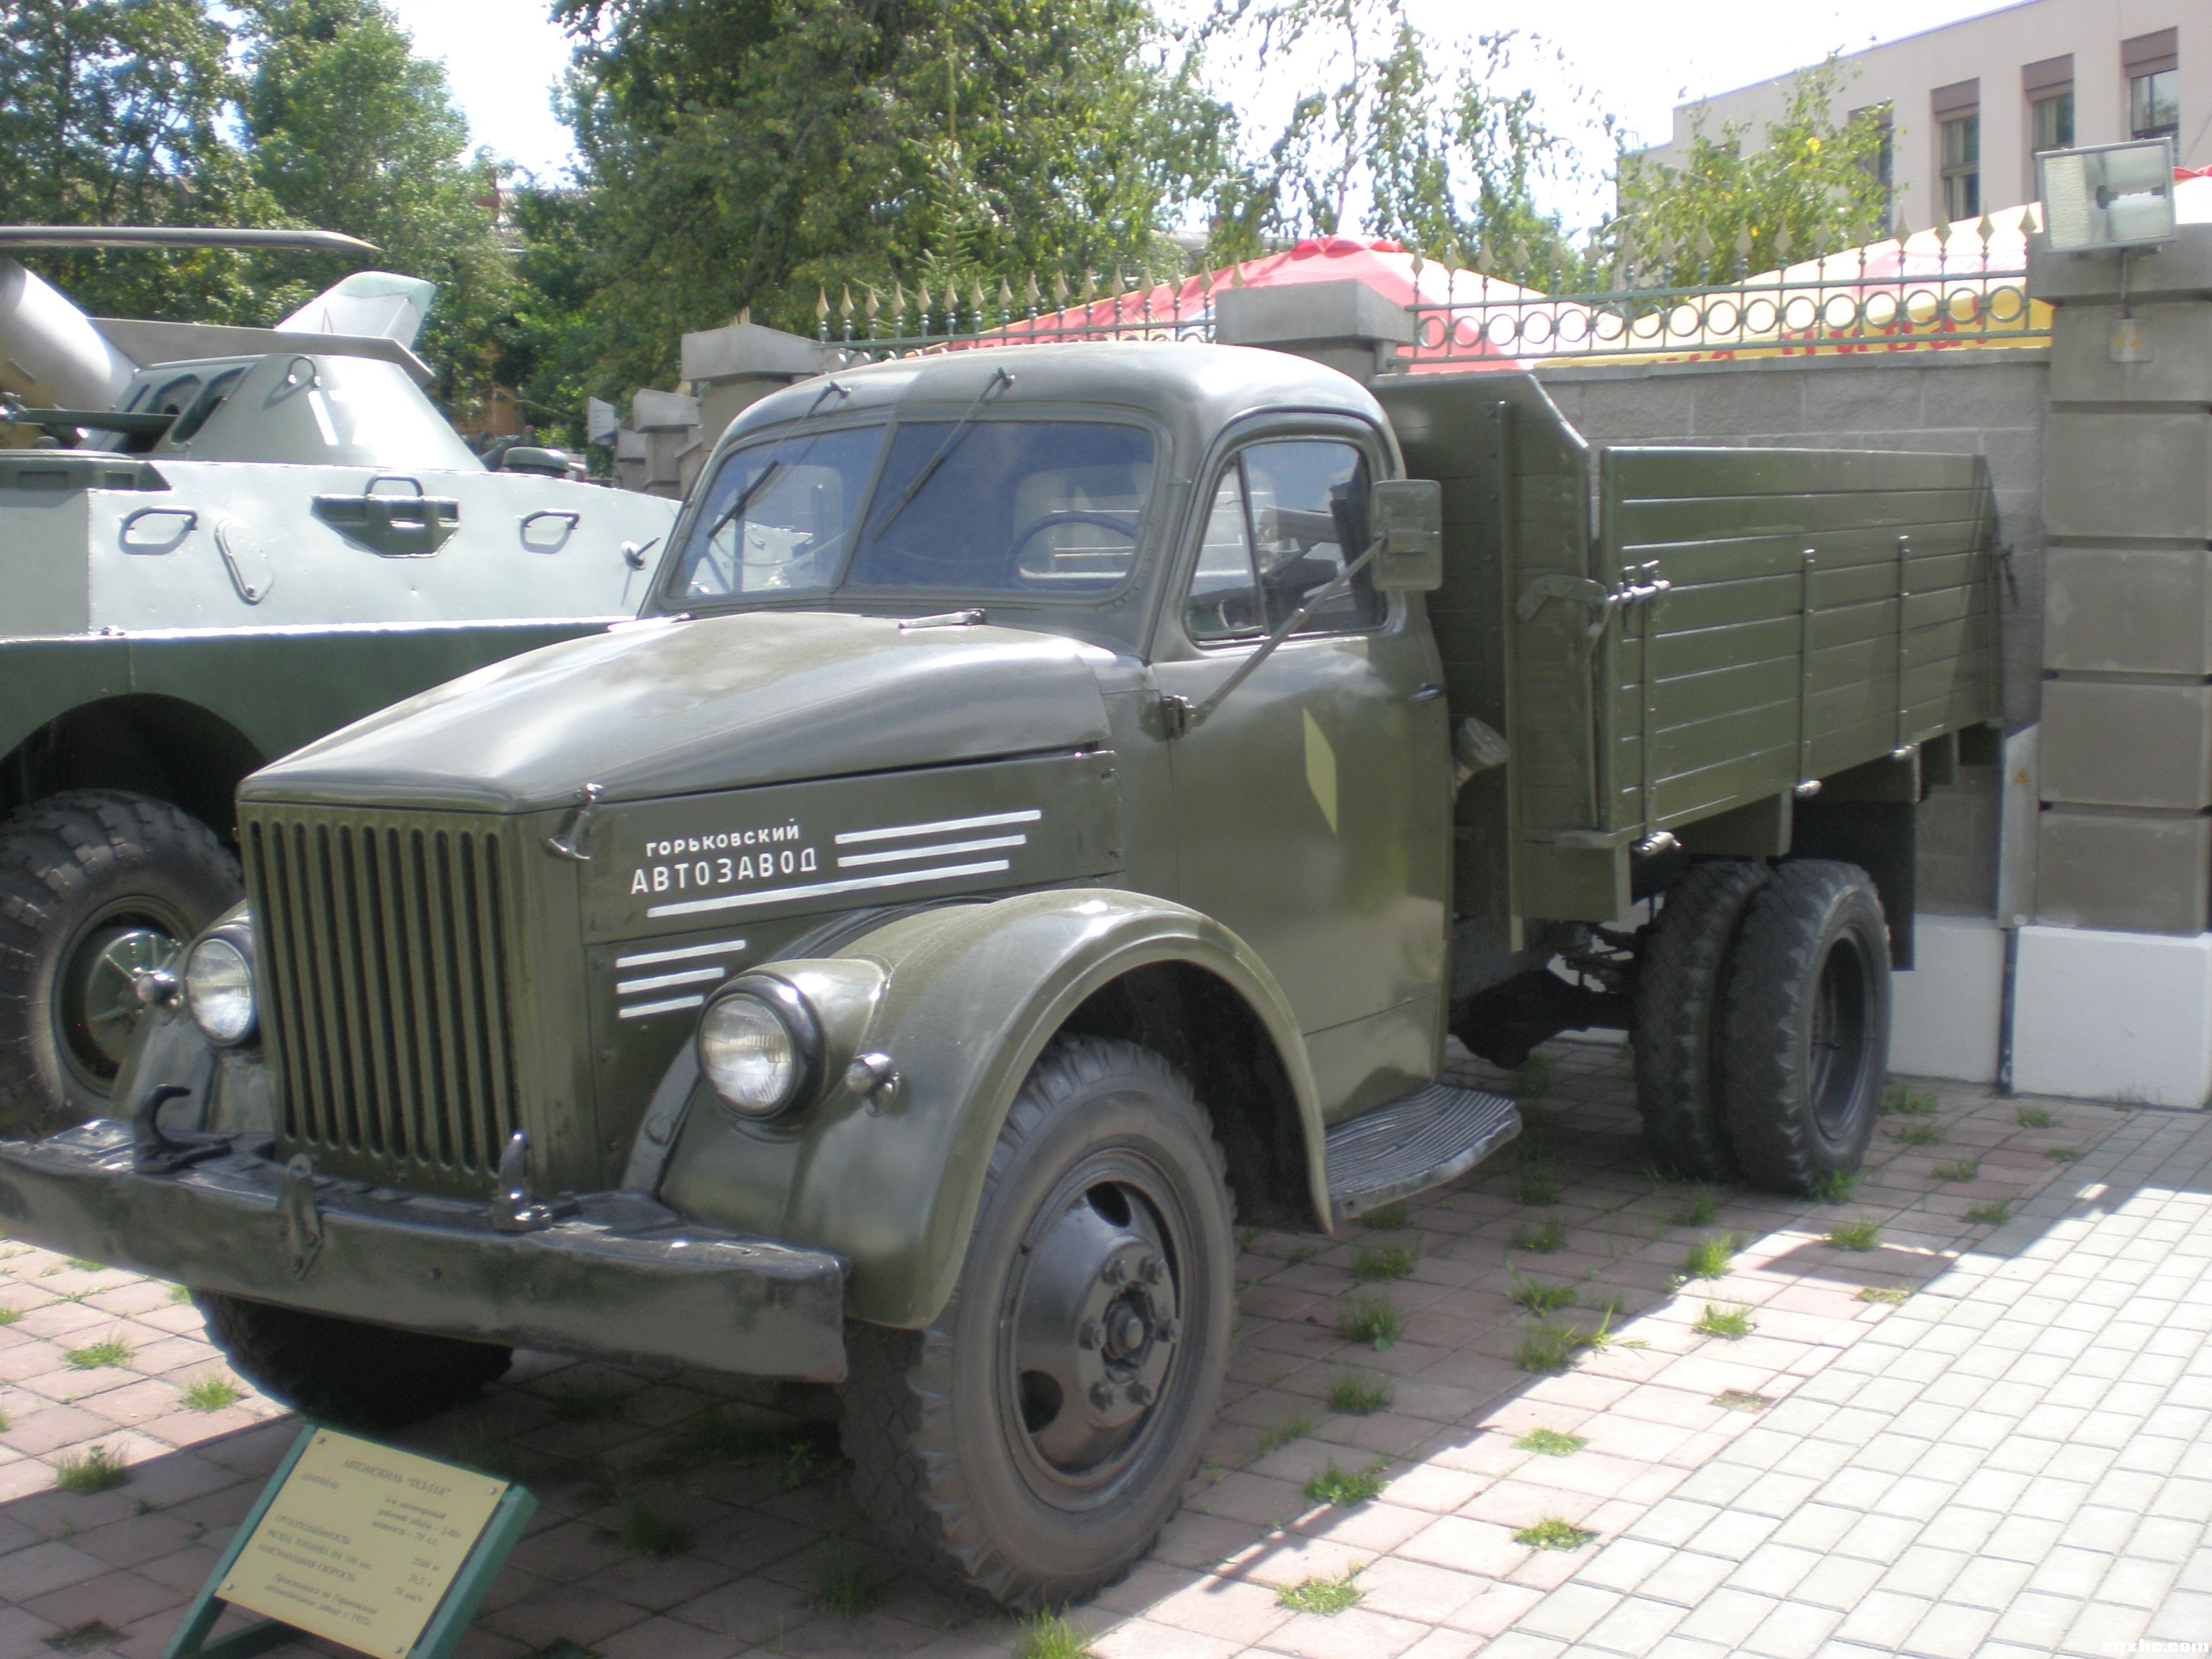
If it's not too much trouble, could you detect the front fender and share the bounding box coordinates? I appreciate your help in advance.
[657,888,1325,1327]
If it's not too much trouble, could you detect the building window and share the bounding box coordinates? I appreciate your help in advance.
[1933,80,1980,222]
[2032,90,2075,150]
[2124,30,2180,141]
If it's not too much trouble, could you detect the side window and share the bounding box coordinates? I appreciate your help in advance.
[1183,438,1380,644]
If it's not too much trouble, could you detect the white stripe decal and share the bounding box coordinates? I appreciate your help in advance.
[615,938,748,969]
[617,994,709,1020]
[835,809,1040,847]
[617,966,729,996]
[837,834,1026,870]
[647,858,1010,918]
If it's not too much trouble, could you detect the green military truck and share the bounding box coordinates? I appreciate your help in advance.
[0,341,1997,1606]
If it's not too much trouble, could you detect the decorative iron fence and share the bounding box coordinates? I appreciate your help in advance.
[812,210,2049,371]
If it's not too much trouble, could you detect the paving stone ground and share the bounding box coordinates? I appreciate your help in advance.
[0,1037,2197,1659]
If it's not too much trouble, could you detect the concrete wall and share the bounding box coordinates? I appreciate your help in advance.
[1534,349,2050,920]
[1643,0,2209,230]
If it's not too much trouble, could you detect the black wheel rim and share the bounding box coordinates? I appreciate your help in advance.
[997,1145,1192,1508]
[55,901,186,1096]
[1808,931,1873,1141]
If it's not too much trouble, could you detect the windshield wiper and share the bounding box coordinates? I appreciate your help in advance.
[698,459,786,550]
[865,366,1015,542]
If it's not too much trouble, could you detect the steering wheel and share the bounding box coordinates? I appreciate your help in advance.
[1007,509,1141,563]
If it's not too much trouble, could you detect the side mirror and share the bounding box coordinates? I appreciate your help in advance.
[1370,478,1443,591]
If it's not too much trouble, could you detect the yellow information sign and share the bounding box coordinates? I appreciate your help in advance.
[215,1429,508,1659]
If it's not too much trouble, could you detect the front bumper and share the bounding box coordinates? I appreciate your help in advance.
[0,1123,848,1383]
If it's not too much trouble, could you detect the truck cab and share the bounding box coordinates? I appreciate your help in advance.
[0,338,1997,1609]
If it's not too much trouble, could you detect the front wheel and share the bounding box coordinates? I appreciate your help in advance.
[194,1292,513,1431]
[1719,860,1890,1195]
[841,1034,1235,1607]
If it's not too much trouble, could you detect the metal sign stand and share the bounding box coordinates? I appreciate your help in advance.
[164,1422,536,1659]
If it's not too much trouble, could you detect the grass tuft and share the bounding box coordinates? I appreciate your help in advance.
[1511,1219,1566,1254]
[0,1307,20,1327]
[1508,1269,1576,1314]
[53,1445,127,1495]
[1856,1285,1912,1304]
[63,1259,104,1274]
[1516,1321,1583,1375]
[2046,1146,2079,1163]
[1694,1303,1754,1340]
[1335,1292,1401,1350]
[1509,1054,1552,1100]
[1825,1218,1882,1251]
[1807,1168,1861,1203]
[1351,1246,1416,1284]
[168,1282,194,1304]
[1681,1233,1740,1280]
[549,1379,634,1422]
[63,1337,130,1371]
[1277,1570,1363,1614]
[2015,1107,2057,1128]
[616,1496,691,1558]
[1514,1516,1596,1550]
[41,1623,126,1656]
[1326,1373,1394,1416]
[1015,1612,1095,1659]
[1303,1460,1388,1506]
[1964,1200,2013,1225]
[1667,1186,1721,1227]
[1514,1426,1586,1457]
[181,1375,242,1413]
[1256,1414,1313,1455]
[1930,1159,1982,1183]
[1712,1390,1776,1413]
[809,1548,884,1616]
[1892,1121,1944,1146]
[1880,1084,1938,1116]
[1357,1202,1411,1231]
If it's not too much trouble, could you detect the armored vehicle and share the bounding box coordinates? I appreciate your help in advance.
[0,341,1997,1605]
[0,227,675,1130]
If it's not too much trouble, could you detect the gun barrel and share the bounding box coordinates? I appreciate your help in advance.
[0,257,138,412]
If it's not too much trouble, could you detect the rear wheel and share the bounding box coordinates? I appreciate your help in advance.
[1632,859,1769,1180]
[194,1292,513,1431]
[841,1034,1234,1607]
[0,791,240,1135]
[1719,860,1889,1195]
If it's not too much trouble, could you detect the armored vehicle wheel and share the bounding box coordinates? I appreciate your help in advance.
[842,1034,1235,1608]
[1719,860,1889,1196]
[1632,859,1768,1181]
[194,1292,513,1431]
[0,791,241,1135]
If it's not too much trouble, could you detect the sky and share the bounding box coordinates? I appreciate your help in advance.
[382,0,2020,224]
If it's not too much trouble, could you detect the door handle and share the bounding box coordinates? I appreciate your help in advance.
[1407,683,1446,703]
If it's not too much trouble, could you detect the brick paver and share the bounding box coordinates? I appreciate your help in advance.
[0,1039,2196,1658]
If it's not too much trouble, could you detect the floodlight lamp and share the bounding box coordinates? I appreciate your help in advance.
[2038,138,2178,253]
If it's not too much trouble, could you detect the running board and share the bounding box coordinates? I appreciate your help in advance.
[1324,1082,1520,1224]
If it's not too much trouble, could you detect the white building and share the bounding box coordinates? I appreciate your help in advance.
[1644,1,2207,229]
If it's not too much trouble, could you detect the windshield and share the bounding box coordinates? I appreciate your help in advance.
[670,424,882,601]
[668,418,1156,607]
[845,421,1153,595]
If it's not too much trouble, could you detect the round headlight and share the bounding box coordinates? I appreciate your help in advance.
[184,935,256,1046]
[697,979,821,1120]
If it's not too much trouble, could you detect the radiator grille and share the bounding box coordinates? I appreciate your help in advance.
[246,806,526,1189]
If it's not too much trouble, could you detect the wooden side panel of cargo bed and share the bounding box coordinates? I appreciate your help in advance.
[1600,447,2001,839]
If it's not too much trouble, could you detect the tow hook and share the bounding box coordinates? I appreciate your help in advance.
[490,1130,577,1233]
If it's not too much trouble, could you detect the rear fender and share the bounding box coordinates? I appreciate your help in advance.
[655,888,1325,1327]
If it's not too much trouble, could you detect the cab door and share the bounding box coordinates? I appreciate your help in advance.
[1153,431,1452,1118]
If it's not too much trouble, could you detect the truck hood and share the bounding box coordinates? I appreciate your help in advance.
[243,610,1120,811]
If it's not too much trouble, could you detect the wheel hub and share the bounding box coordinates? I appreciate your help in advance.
[61,924,180,1079]
[1010,1181,1181,1478]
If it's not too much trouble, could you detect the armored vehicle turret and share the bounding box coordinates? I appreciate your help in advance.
[0,227,675,1131]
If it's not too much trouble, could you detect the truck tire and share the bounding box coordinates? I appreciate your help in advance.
[1632,859,1769,1180]
[1719,860,1889,1195]
[194,1292,513,1431]
[0,791,242,1135]
[841,1034,1236,1608]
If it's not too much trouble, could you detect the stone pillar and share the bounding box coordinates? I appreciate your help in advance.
[1213,279,1413,384]
[2018,225,2212,1102]
[678,323,827,493]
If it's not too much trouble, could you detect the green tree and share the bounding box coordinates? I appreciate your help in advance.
[0,0,271,320]
[1611,58,1896,289]
[237,0,515,403]
[552,0,1232,392]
